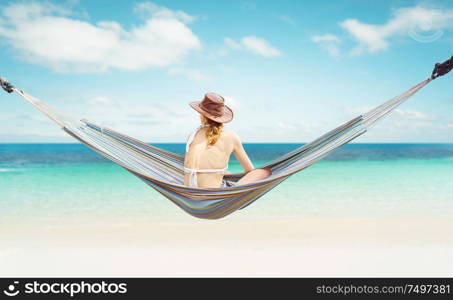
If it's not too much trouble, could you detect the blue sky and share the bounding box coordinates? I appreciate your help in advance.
[0,0,452,143]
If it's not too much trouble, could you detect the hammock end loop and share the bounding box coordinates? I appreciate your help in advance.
[431,55,453,80]
[0,77,14,93]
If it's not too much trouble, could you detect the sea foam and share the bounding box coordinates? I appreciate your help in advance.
[0,168,24,173]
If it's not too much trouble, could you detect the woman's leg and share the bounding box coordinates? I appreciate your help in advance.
[237,167,272,185]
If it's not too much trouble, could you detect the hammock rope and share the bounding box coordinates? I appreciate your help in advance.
[1,57,451,219]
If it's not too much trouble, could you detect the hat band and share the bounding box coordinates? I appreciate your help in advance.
[200,103,223,117]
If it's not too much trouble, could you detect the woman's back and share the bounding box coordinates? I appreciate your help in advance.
[184,127,236,188]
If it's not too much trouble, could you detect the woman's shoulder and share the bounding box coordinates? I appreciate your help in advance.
[222,128,238,136]
[222,129,241,142]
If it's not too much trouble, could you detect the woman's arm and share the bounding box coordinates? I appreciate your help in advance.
[232,134,254,173]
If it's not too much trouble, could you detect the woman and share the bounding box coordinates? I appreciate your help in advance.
[184,92,271,188]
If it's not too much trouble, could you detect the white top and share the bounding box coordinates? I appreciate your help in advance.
[184,125,228,187]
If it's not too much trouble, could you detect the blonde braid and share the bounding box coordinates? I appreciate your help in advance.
[201,116,224,145]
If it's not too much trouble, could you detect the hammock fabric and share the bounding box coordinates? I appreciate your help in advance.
[1,60,451,219]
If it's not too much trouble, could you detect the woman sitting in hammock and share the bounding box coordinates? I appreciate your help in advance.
[184,92,271,188]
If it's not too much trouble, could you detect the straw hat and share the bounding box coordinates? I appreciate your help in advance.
[189,92,233,123]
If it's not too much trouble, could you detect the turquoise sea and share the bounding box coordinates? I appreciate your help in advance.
[1,143,453,223]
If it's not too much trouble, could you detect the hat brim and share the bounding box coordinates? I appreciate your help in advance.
[189,101,233,123]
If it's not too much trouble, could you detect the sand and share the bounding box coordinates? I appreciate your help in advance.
[1,216,452,277]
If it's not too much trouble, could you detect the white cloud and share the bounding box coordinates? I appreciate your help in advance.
[241,36,281,57]
[345,105,437,121]
[344,105,375,115]
[312,34,340,43]
[224,37,242,50]
[345,105,441,135]
[339,104,453,142]
[134,2,196,23]
[59,96,196,141]
[311,34,341,57]
[393,109,437,121]
[277,121,297,130]
[0,1,202,73]
[223,96,241,109]
[225,36,281,57]
[87,96,117,107]
[340,6,453,55]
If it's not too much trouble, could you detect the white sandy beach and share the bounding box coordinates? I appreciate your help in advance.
[1,216,452,277]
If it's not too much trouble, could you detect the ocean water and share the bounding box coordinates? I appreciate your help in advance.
[1,143,453,223]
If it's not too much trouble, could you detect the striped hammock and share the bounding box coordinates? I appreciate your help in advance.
[4,77,436,219]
